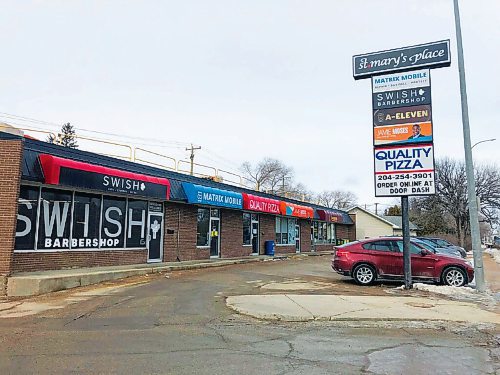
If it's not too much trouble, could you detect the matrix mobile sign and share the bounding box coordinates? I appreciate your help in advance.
[374,144,435,197]
[353,40,450,79]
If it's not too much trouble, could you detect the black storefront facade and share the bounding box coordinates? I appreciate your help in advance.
[0,131,355,279]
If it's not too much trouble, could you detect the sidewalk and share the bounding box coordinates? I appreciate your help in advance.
[224,252,500,326]
[5,251,330,298]
[226,294,500,325]
[484,251,500,294]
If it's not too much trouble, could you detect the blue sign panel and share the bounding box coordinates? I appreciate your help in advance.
[182,183,243,209]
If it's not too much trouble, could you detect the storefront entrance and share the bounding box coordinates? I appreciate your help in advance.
[295,224,301,253]
[251,218,259,255]
[209,218,220,258]
[147,212,164,262]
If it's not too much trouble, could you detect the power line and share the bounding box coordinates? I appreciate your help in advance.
[0,111,192,148]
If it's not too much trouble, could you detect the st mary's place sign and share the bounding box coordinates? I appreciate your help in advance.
[353,40,450,79]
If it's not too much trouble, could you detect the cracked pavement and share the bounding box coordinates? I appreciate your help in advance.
[0,255,498,374]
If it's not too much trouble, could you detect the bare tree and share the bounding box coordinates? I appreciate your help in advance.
[316,190,357,210]
[286,182,314,202]
[240,158,293,192]
[411,158,500,246]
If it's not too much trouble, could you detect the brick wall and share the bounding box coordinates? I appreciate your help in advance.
[220,209,254,258]
[163,202,203,261]
[0,139,23,283]
[12,250,147,273]
[336,223,356,242]
[299,219,312,252]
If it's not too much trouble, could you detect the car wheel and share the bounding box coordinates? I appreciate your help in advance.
[442,267,467,287]
[353,264,376,285]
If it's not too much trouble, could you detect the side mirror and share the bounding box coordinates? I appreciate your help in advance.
[420,249,431,256]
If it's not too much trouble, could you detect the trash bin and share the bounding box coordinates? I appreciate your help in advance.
[264,240,275,256]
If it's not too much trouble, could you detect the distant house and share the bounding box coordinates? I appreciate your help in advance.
[347,206,419,240]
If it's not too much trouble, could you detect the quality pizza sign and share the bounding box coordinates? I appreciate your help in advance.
[374,144,436,197]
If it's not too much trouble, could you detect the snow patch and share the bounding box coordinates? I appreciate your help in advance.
[485,248,500,264]
[413,283,477,298]
[412,283,497,307]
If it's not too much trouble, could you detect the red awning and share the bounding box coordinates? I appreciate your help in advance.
[279,202,314,219]
[39,154,170,200]
[316,209,343,223]
[242,193,281,214]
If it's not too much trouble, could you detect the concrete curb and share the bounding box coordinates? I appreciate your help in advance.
[6,252,329,297]
[226,294,500,325]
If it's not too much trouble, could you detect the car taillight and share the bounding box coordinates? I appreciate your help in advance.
[336,250,349,257]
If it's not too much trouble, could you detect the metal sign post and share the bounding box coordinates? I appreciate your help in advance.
[401,196,412,289]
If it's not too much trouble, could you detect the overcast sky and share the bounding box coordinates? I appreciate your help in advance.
[1,0,498,211]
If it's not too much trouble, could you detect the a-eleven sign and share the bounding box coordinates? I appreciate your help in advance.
[373,144,435,197]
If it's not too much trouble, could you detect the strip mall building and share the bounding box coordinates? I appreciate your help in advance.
[0,130,355,292]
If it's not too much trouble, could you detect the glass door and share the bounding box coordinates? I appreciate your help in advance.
[295,224,301,253]
[209,218,220,258]
[251,220,259,255]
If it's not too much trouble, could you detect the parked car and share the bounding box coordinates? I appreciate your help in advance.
[416,237,467,258]
[413,238,463,258]
[332,237,474,287]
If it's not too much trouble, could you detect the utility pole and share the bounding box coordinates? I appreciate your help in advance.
[402,196,412,289]
[453,0,485,291]
[186,144,201,176]
[374,202,379,215]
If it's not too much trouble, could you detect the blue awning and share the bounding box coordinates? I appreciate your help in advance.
[182,183,243,209]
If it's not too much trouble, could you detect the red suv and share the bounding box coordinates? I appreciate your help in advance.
[332,237,474,287]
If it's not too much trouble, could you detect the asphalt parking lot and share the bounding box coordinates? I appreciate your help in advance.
[0,255,498,374]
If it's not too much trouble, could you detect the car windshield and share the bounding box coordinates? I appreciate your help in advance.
[434,239,452,247]
[412,239,436,253]
[417,238,438,248]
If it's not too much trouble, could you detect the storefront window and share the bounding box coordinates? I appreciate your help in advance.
[288,219,296,244]
[127,200,147,248]
[197,208,210,247]
[37,188,72,250]
[101,197,126,248]
[15,185,40,250]
[327,223,335,243]
[72,192,101,249]
[276,217,296,245]
[14,185,160,251]
[243,213,251,245]
[312,221,336,244]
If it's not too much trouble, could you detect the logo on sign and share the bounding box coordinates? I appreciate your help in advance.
[373,105,431,126]
[373,87,431,109]
[372,69,430,93]
[103,175,147,193]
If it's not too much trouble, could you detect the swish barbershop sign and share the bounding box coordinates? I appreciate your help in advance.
[353,40,450,79]
[59,168,168,199]
[38,155,171,200]
[16,191,148,249]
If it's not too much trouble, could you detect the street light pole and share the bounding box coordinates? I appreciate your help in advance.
[453,0,485,291]
[471,138,496,149]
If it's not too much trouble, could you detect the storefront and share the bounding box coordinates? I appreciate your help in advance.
[182,183,242,258]
[313,209,353,248]
[15,155,171,266]
[278,202,314,253]
[242,193,281,255]
[0,130,355,286]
